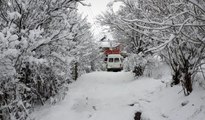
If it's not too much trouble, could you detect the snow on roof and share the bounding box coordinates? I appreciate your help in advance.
[100,41,121,48]
[100,42,110,48]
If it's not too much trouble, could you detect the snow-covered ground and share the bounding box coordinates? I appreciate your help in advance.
[32,68,205,120]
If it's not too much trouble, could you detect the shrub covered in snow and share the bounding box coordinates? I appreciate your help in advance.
[0,0,96,120]
[124,53,164,78]
[124,53,147,76]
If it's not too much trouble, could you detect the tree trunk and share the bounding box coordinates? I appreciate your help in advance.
[171,70,180,86]
[181,60,193,96]
[72,61,78,81]
[183,72,192,96]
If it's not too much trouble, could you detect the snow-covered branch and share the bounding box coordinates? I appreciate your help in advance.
[146,34,176,53]
[188,0,205,13]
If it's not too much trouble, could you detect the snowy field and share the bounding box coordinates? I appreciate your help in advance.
[32,70,205,120]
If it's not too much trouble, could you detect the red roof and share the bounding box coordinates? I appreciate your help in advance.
[104,49,120,55]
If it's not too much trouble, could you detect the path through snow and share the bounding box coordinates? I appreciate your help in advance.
[34,71,164,120]
[32,71,205,120]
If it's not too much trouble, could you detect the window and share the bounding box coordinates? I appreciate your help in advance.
[114,58,119,62]
[109,58,113,62]
[104,58,107,62]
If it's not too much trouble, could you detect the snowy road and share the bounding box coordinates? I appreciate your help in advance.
[34,71,164,120]
[33,71,205,120]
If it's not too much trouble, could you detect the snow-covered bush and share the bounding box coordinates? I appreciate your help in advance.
[124,53,147,76]
[0,0,94,120]
[124,54,146,71]
[124,53,164,78]
[143,55,164,79]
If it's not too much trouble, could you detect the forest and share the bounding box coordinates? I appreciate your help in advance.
[0,0,205,120]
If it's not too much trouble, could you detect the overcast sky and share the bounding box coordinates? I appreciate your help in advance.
[78,0,112,23]
[78,0,121,40]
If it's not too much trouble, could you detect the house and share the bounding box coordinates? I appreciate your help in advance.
[98,35,127,58]
[99,41,123,55]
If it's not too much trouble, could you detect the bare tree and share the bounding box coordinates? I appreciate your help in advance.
[121,0,205,95]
